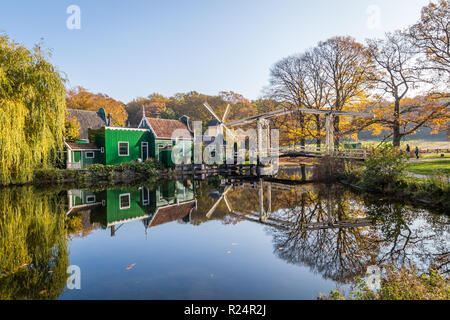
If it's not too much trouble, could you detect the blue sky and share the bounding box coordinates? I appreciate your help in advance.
[0,0,430,103]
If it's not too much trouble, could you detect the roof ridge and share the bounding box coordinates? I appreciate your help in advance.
[66,108,99,113]
[146,117,180,121]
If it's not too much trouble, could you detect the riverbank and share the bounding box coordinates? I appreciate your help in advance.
[31,161,164,187]
[333,145,450,212]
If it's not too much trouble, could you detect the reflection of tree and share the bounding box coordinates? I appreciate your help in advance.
[364,197,450,274]
[267,185,379,283]
[0,187,69,299]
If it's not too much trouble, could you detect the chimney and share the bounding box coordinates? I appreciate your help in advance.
[107,113,113,126]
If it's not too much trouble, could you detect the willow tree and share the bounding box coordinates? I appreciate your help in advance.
[0,35,66,185]
[0,186,69,299]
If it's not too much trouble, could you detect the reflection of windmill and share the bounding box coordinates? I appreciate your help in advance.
[202,102,236,140]
[205,185,233,218]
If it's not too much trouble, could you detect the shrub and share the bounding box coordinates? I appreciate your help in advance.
[312,156,345,182]
[360,143,407,191]
[325,265,449,300]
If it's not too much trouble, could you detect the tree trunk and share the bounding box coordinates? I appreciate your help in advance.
[392,100,401,147]
[315,115,321,148]
[298,113,306,147]
[333,116,340,148]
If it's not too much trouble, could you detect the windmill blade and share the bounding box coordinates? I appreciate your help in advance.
[222,123,237,140]
[223,195,233,213]
[222,104,231,123]
[203,102,221,122]
[206,196,223,219]
[205,185,232,218]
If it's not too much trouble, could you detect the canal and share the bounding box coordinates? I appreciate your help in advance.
[0,176,448,299]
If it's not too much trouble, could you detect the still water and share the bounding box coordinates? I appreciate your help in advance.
[0,176,448,299]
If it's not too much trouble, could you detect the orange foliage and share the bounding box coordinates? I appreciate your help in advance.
[66,86,127,126]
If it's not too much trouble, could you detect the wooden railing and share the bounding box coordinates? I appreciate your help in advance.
[278,145,371,159]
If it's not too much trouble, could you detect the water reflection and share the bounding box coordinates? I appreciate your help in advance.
[0,178,448,299]
[66,181,196,237]
[0,187,68,299]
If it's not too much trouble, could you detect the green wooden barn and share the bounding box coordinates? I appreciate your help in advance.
[65,110,193,169]
[66,181,196,235]
[138,116,193,163]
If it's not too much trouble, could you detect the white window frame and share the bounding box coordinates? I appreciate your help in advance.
[141,142,149,160]
[85,151,95,159]
[100,147,105,153]
[119,193,131,210]
[86,195,96,203]
[157,187,163,201]
[118,142,129,156]
[142,187,150,205]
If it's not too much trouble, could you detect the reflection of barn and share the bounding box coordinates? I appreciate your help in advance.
[66,181,196,236]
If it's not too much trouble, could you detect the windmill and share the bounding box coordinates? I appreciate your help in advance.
[202,102,237,140]
[205,185,233,218]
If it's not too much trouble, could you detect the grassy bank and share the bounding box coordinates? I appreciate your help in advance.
[406,159,450,175]
[337,144,450,210]
[31,160,164,186]
[324,265,449,300]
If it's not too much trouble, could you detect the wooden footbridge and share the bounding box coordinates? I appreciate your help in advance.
[203,103,374,162]
[278,145,370,160]
[206,179,373,231]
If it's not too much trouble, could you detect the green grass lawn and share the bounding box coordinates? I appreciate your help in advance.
[406,159,450,175]
[419,153,450,159]
[360,140,450,150]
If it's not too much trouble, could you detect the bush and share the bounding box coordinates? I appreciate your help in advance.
[312,156,345,182]
[360,143,407,191]
[325,265,449,300]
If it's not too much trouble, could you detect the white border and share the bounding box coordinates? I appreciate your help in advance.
[85,151,95,159]
[86,195,96,203]
[118,141,129,156]
[119,193,131,210]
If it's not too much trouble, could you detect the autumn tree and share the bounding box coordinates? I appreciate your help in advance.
[219,91,257,121]
[408,0,450,83]
[268,37,373,147]
[64,114,81,142]
[408,0,450,136]
[126,93,174,126]
[0,35,66,185]
[316,36,375,146]
[66,86,127,126]
[364,31,428,146]
[268,54,311,146]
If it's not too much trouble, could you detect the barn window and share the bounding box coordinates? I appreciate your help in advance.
[142,188,150,205]
[118,142,129,156]
[86,195,96,203]
[119,193,130,209]
[85,151,95,159]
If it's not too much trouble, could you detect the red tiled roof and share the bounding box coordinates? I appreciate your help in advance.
[66,142,100,150]
[148,201,196,228]
[145,117,193,139]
